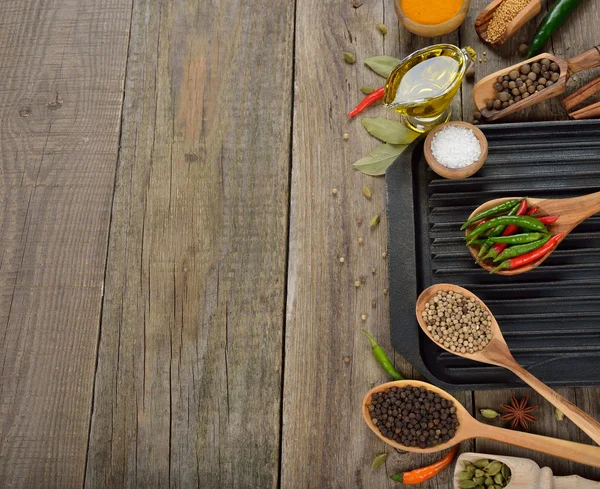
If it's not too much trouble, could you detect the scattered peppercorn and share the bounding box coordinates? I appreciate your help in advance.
[339,257,345,263]
[344,356,351,363]
[361,314,368,321]
[372,300,377,308]
[518,43,529,56]
[343,132,350,141]
[367,385,460,448]
[422,290,492,354]
[354,280,361,288]
[358,237,364,245]
[332,187,338,195]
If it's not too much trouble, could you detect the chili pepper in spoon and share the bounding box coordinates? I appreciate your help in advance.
[477,200,526,261]
[461,199,523,230]
[347,87,385,117]
[466,215,547,243]
[481,205,538,262]
[491,234,564,273]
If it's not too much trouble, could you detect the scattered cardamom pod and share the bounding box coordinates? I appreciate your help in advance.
[555,407,564,421]
[360,86,375,94]
[343,52,356,64]
[370,215,380,228]
[371,453,387,469]
[363,185,372,199]
[376,23,388,35]
[480,409,500,419]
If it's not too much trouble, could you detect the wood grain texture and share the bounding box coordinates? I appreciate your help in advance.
[281,2,471,488]
[83,0,294,488]
[0,0,132,487]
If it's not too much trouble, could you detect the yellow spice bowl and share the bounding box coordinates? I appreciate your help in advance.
[395,0,471,37]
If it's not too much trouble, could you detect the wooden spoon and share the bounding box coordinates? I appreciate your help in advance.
[363,379,600,467]
[415,284,600,447]
[466,192,600,275]
[473,46,600,121]
[474,0,541,48]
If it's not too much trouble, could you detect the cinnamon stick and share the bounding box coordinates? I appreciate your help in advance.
[562,76,600,111]
[570,101,600,120]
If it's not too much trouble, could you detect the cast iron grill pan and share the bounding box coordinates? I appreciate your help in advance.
[386,120,600,391]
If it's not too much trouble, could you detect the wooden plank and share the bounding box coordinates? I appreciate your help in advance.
[282,2,471,488]
[83,0,295,487]
[0,1,132,487]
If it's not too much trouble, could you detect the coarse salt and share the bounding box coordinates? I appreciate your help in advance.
[431,126,481,169]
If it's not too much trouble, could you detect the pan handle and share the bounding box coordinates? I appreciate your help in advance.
[567,46,600,74]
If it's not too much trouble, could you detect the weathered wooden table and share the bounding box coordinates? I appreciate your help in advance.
[1,0,599,487]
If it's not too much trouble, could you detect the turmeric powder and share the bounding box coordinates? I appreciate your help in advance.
[401,0,463,25]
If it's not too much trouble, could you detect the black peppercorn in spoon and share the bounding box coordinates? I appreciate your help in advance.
[362,380,600,467]
[415,284,600,447]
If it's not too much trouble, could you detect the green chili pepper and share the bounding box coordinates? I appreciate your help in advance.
[362,330,404,380]
[527,0,584,57]
[460,199,523,230]
[477,202,522,260]
[489,232,546,245]
[493,235,551,263]
[466,216,547,243]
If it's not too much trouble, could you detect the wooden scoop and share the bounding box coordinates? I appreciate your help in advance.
[415,284,600,447]
[466,192,600,275]
[473,46,600,121]
[363,379,600,467]
[474,0,541,48]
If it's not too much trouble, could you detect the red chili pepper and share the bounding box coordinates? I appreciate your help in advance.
[491,234,564,273]
[528,205,539,215]
[538,214,560,225]
[347,86,385,117]
[390,446,458,484]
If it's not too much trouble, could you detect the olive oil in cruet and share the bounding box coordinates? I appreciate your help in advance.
[384,44,476,132]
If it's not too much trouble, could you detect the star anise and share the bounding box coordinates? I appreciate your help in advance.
[500,395,539,430]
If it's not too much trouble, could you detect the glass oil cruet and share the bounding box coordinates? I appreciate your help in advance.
[383,44,477,132]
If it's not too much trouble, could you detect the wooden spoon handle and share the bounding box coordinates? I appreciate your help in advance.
[567,46,600,74]
[508,363,600,446]
[476,422,600,467]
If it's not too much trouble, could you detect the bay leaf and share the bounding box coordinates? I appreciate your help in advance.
[364,55,401,78]
[353,143,406,176]
[371,453,387,470]
[361,117,419,145]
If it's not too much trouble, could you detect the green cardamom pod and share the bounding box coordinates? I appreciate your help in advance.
[479,409,500,419]
[556,407,564,421]
[370,215,380,228]
[363,185,372,199]
[457,471,473,480]
[474,459,490,468]
[467,465,477,476]
[473,477,485,485]
[494,485,503,489]
[484,477,494,486]
[371,453,387,469]
[376,23,388,35]
[360,86,375,95]
[501,465,510,479]
[343,52,356,64]
[463,461,474,469]
[475,469,485,477]
[485,462,503,476]
[494,473,503,485]
[475,485,485,489]
[459,481,477,489]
